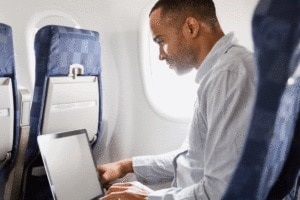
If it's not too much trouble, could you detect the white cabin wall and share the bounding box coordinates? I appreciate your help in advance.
[215,0,259,51]
[0,0,258,168]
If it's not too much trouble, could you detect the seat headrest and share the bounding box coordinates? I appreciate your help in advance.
[0,23,15,77]
[34,25,101,77]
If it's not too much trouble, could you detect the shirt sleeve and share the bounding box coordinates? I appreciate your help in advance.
[133,130,190,185]
[144,55,256,200]
[132,149,185,185]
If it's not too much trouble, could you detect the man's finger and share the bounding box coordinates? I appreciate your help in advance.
[101,191,127,200]
[109,182,134,187]
[106,185,131,195]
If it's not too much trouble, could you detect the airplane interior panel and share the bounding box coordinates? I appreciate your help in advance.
[0,0,299,199]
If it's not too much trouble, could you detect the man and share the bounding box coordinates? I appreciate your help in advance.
[98,0,257,199]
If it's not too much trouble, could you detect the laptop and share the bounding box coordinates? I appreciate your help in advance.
[37,129,104,200]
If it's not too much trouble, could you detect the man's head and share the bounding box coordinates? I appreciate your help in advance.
[149,0,223,75]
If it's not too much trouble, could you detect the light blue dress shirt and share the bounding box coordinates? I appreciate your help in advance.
[133,33,257,200]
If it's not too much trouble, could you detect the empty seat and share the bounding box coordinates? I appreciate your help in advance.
[22,25,103,199]
[222,0,300,199]
[0,22,20,199]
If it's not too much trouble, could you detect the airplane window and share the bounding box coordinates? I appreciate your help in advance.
[34,14,80,32]
[139,1,258,122]
[27,11,81,88]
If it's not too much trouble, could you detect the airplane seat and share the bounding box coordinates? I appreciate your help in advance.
[23,25,102,200]
[222,0,300,200]
[0,22,20,199]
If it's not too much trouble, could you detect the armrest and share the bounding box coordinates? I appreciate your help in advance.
[19,89,31,127]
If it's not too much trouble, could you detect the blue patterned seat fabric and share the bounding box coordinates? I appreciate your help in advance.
[222,0,300,199]
[23,25,102,200]
[267,47,300,199]
[0,23,20,199]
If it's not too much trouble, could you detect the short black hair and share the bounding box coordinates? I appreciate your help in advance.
[150,0,218,27]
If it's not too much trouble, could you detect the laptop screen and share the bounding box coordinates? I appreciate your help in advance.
[38,129,104,200]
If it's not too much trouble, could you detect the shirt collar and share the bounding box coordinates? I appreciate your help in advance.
[195,32,238,83]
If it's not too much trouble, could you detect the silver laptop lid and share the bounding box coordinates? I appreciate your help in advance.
[37,129,104,200]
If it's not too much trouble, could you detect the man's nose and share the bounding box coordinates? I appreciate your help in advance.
[159,47,166,60]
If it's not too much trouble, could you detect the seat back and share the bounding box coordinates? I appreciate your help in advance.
[266,43,300,200]
[222,0,300,199]
[23,25,102,199]
[0,23,20,198]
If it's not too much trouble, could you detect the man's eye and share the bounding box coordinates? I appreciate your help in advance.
[157,40,164,44]
[156,39,164,45]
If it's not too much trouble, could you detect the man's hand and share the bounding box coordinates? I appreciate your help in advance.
[100,181,153,200]
[97,159,133,188]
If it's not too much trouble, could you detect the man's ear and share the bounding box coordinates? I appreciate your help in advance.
[183,17,200,38]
